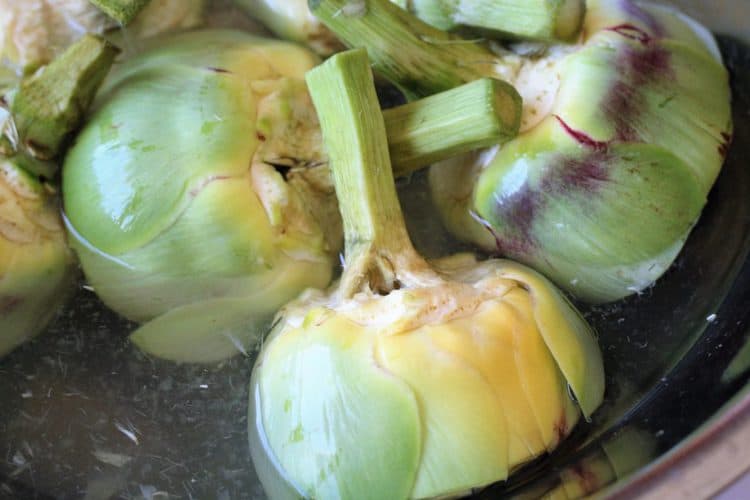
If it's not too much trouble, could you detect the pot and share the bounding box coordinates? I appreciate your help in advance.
[1,1,749,498]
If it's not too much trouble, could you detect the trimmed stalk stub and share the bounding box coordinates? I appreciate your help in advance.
[0,160,76,357]
[385,77,522,177]
[88,0,152,25]
[8,34,118,162]
[249,48,604,500]
[404,0,585,42]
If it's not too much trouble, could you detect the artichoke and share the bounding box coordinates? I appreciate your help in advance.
[0,0,205,73]
[311,0,733,303]
[62,30,334,363]
[249,49,604,500]
[0,159,75,357]
[0,31,117,356]
[62,29,520,363]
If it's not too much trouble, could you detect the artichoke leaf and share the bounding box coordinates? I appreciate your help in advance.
[129,296,272,364]
[257,311,421,500]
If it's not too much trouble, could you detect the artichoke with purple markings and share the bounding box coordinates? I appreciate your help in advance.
[311,0,733,303]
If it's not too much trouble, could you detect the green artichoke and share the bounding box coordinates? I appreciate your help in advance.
[0,158,75,357]
[311,0,733,303]
[62,29,520,363]
[250,48,604,500]
[62,30,335,363]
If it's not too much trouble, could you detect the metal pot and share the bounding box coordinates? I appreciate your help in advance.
[1,1,749,498]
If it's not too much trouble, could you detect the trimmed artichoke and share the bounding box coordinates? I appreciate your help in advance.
[0,0,205,73]
[0,159,75,357]
[62,30,519,363]
[62,30,335,363]
[312,0,733,303]
[250,48,604,499]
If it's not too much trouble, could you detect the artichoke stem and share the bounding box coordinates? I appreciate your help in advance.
[385,77,521,176]
[306,48,440,298]
[88,0,152,25]
[309,0,518,100]
[9,34,119,163]
[410,0,585,42]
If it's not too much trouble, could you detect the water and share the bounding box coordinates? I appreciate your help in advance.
[2,5,750,500]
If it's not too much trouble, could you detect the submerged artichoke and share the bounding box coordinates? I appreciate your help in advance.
[0,0,205,73]
[0,159,75,356]
[0,31,116,356]
[62,30,334,363]
[312,0,733,303]
[250,49,604,499]
[62,29,519,363]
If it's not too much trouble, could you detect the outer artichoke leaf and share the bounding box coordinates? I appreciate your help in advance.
[418,296,564,469]
[475,136,705,302]
[497,287,581,450]
[257,312,421,500]
[556,30,731,192]
[129,296,273,363]
[66,173,332,325]
[63,63,258,255]
[584,0,721,61]
[99,31,318,89]
[639,2,722,60]
[493,261,605,418]
[429,302,544,464]
[379,321,510,499]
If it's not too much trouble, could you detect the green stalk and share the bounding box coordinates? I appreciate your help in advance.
[385,78,521,176]
[309,0,518,99]
[306,48,438,297]
[408,0,585,41]
[9,34,118,162]
[88,0,152,25]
